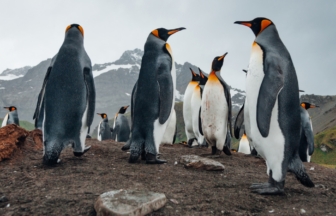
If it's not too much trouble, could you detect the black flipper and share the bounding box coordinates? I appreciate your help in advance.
[216,74,233,137]
[83,67,96,128]
[288,153,314,187]
[111,120,119,141]
[225,129,231,149]
[198,107,203,136]
[157,63,173,124]
[257,50,284,137]
[131,81,137,131]
[234,103,244,139]
[33,66,52,128]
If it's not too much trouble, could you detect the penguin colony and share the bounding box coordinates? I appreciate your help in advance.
[0,17,320,195]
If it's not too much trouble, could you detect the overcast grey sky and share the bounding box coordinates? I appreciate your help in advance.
[0,0,335,95]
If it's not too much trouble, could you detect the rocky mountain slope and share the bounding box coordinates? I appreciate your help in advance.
[0,49,246,130]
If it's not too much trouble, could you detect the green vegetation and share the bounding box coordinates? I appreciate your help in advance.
[0,118,35,131]
[311,126,336,165]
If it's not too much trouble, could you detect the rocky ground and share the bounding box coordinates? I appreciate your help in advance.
[0,137,336,216]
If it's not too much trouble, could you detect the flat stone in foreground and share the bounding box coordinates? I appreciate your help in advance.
[94,190,167,216]
[180,155,225,171]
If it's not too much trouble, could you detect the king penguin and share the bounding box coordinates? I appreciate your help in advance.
[33,24,95,165]
[160,109,177,145]
[235,17,314,194]
[201,53,232,155]
[299,102,317,162]
[129,27,185,164]
[190,69,208,147]
[1,106,20,127]
[97,113,112,141]
[112,106,130,142]
[238,133,251,154]
[183,68,200,146]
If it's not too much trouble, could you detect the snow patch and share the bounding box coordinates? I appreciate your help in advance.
[93,64,133,78]
[175,90,184,101]
[125,93,130,96]
[0,74,24,80]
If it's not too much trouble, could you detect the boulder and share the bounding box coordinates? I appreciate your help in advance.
[180,155,225,171]
[320,144,332,153]
[94,190,167,216]
[0,124,29,161]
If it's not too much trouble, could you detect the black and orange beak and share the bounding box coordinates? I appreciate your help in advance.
[124,106,129,111]
[190,68,197,77]
[218,52,228,61]
[310,105,319,108]
[168,27,186,35]
[242,69,247,73]
[299,90,305,92]
[234,21,252,27]
[97,113,102,116]
[4,107,10,110]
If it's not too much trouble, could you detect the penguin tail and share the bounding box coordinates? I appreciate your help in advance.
[129,139,144,163]
[288,153,315,187]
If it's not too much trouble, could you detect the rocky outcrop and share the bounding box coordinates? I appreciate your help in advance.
[179,155,225,171]
[320,144,332,153]
[95,190,167,216]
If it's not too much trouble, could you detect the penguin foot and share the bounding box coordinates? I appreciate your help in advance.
[211,146,217,155]
[146,153,167,164]
[223,146,232,156]
[73,146,91,157]
[121,139,131,151]
[250,182,271,189]
[251,185,284,195]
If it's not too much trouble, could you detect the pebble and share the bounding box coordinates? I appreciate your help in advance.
[174,161,178,165]
[6,204,10,208]
[13,171,17,173]
[269,209,274,213]
[0,196,9,202]
[310,167,314,170]
[57,159,61,163]
[170,199,179,204]
[301,209,306,213]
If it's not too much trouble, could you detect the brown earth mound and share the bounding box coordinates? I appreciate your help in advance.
[0,139,335,215]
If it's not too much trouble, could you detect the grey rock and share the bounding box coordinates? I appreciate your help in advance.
[180,155,225,171]
[0,196,9,202]
[94,190,167,216]
[320,144,332,153]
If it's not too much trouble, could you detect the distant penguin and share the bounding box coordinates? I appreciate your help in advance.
[112,106,130,142]
[201,53,232,155]
[299,102,317,162]
[161,109,177,145]
[97,113,112,141]
[238,134,251,154]
[190,69,207,147]
[235,17,314,194]
[183,68,200,146]
[33,24,95,165]
[129,27,185,164]
[1,106,20,127]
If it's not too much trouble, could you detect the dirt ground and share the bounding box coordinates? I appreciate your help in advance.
[0,137,335,216]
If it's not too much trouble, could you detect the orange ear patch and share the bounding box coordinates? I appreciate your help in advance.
[301,103,306,109]
[152,29,159,38]
[260,20,272,33]
[78,26,84,36]
[65,25,71,33]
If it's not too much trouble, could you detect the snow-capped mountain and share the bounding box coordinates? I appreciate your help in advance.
[0,48,246,130]
[0,66,31,80]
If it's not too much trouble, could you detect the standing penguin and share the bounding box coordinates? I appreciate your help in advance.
[160,109,177,145]
[1,106,20,127]
[129,27,185,164]
[112,106,130,142]
[299,102,317,162]
[201,53,232,155]
[97,113,112,141]
[238,133,251,154]
[33,24,95,165]
[183,68,200,146]
[235,17,314,194]
[190,69,207,147]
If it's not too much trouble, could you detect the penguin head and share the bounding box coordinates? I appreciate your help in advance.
[4,106,17,112]
[118,106,129,114]
[151,27,186,42]
[65,24,84,37]
[97,113,107,119]
[234,17,274,37]
[198,68,208,86]
[301,102,319,110]
[211,53,228,72]
[189,68,200,82]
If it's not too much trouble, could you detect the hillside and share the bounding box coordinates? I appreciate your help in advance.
[0,119,34,131]
[311,126,336,167]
